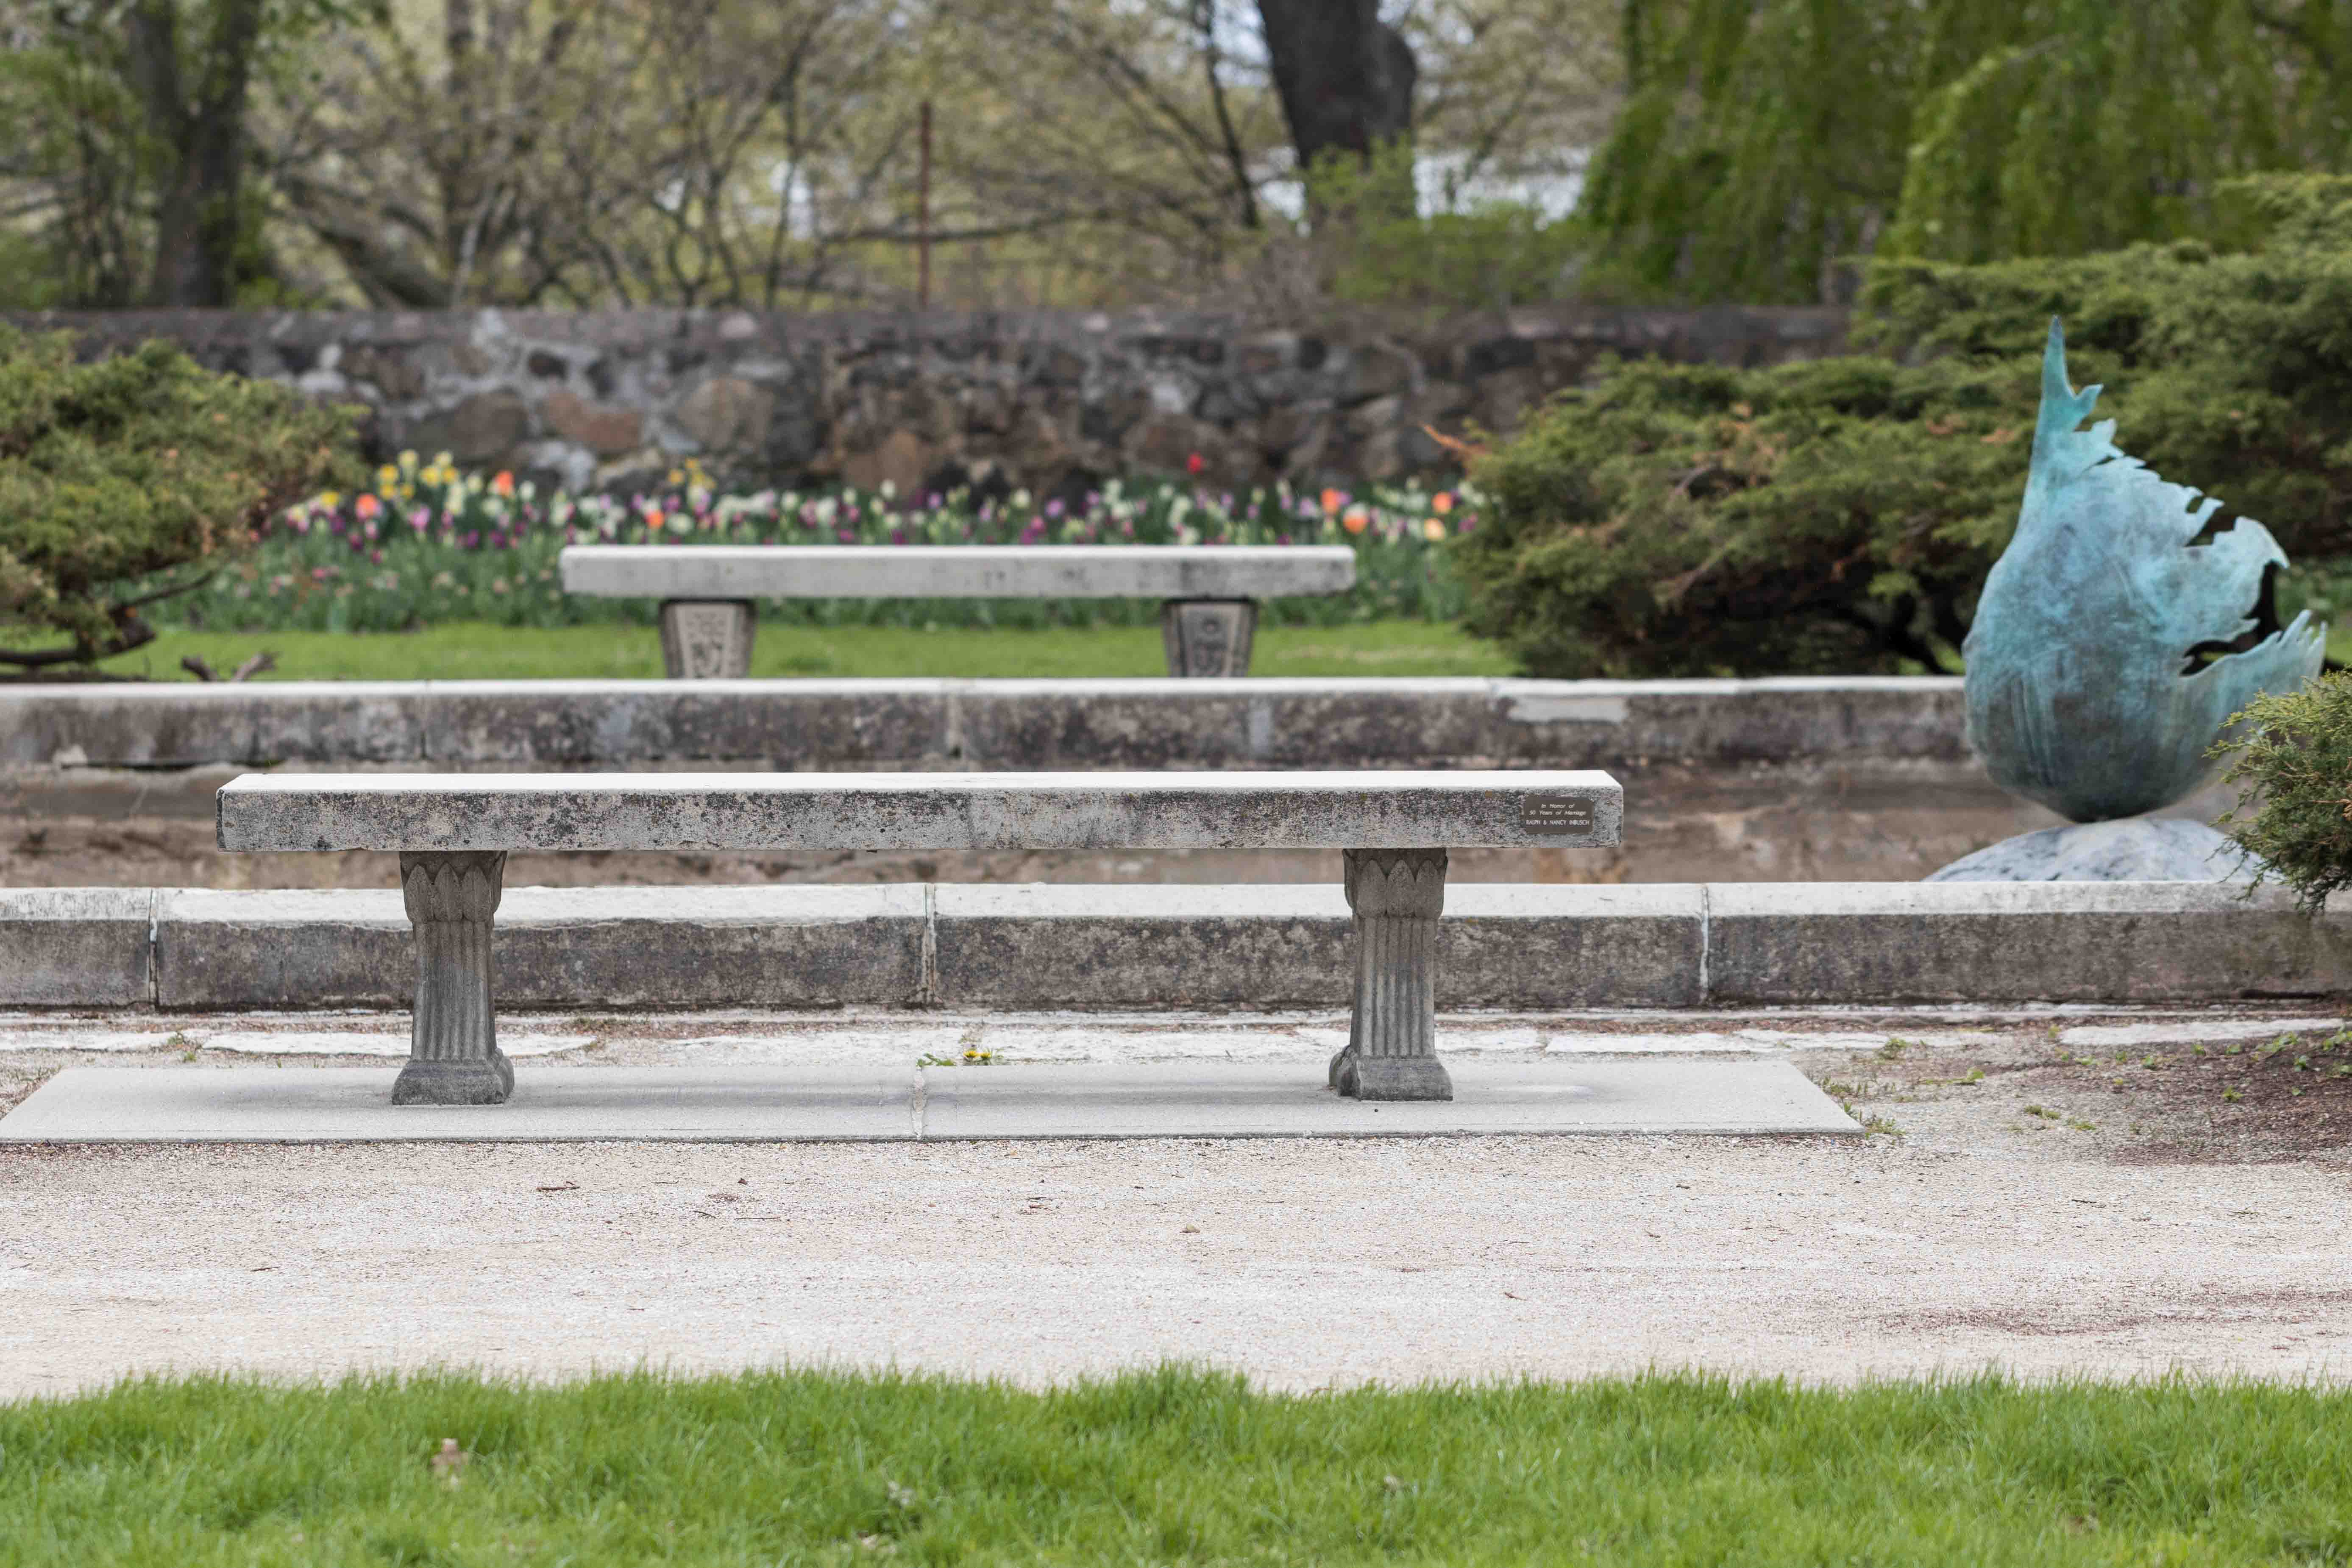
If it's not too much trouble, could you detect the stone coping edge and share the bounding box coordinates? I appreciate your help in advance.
[0,676,1967,770]
[0,881,2339,1011]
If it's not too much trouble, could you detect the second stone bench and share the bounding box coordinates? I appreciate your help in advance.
[557,543,1358,678]
[215,769,1622,1108]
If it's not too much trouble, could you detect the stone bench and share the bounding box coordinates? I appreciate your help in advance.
[557,544,1357,678]
[216,769,1622,1106]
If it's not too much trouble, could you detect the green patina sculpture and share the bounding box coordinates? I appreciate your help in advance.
[1963,321,2326,823]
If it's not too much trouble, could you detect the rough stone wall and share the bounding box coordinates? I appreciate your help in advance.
[7,305,1849,502]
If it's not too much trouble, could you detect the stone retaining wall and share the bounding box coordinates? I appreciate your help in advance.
[3,882,2340,1011]
[0,675,1960,771]
[0,675,2103,885]
[7,304,1850,500]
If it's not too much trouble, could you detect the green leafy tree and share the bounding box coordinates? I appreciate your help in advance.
[1584,0,2352,303]
[0,0,384,307]
[0,328,362,668]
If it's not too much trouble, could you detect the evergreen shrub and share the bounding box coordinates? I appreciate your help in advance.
[2218,673,2352,914]
[1456,174,2352,676]
[0,327,361,667]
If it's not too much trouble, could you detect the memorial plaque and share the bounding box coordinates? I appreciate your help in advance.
[1519,795,1596,836]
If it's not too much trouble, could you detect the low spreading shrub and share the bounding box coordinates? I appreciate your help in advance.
[1456,173,2352,677]
[149,454,1477,634]
[0,327,362,667]
[1453,354,2025,676]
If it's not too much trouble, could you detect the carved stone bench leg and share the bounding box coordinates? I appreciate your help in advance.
[393,851,511,1106]
[1160,599,1257,677]
[657,599,757,679]
[1330,847,1453,1101]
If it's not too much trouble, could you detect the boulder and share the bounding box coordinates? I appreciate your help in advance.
[674,376,774,453]
[1120,412,1248,486]
[1342,341,1415,404]
[1926,818,2263,884]
[542,389,643,457]
[412,389,528,466]
[841,429,936,495]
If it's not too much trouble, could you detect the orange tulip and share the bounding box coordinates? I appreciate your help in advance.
[1320,487,1344,515]
[493,471,515,497]
[354,493,381,520]
[1342,507,1369,535]
[1431,491,1454,515]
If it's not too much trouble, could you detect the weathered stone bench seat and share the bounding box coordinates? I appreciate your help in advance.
[557,544,1357,678]
[217,769,1621,1108]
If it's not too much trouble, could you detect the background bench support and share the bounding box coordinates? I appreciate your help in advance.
[1332,848,1453,1101]
[392,851,512,1106]
[1160,599,1257,677]
[658,600,757,679]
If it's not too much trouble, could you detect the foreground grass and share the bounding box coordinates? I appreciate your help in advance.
[4,1369,2350,1565]
[87,619,1512,682]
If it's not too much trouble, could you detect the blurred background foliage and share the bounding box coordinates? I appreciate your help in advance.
[8,2,2352,314]
[0,0,1617,315]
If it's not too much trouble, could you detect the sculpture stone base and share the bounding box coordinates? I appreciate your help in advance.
[1331,847,1453,1102]
[658,599,757,679]
[1160,599,1256,677]
[1927,818,2260,883]
[393,850,511,1106]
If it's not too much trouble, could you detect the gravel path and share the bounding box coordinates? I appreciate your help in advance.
[4,1006,2349,1399]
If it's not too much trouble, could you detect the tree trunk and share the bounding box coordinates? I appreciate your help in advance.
[1255,0,1416,220]
[128,0,267,306]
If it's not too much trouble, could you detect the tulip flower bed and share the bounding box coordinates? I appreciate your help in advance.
[151,454,1478,636]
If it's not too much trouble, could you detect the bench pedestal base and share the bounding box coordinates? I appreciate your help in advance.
[392,851,513,1106]
[1161,599,1256,677]
[391,1056,514,1106]
[1330,847,1453,1101]
[658,599,757,679]
[379,842,1462,1108]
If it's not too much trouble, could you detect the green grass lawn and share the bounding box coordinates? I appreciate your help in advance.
[3,1369,2347,1565]
[75,618,2352,684]
[91,620,1513,682]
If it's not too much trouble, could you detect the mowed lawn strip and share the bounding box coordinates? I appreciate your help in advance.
[89,619,1512,682]
[3,1368,2348,1565]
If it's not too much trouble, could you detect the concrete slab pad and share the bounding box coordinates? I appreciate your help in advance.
[0,1060,1857,1143]
[1540,1029,1897,1054]
[919,1061,1858,1139]
[194,1032,596,1058]
[0,1030,178,1053]
[0,1066,916,1143]
[0,1029,592,1058]
[2059,1016,2346,1048]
